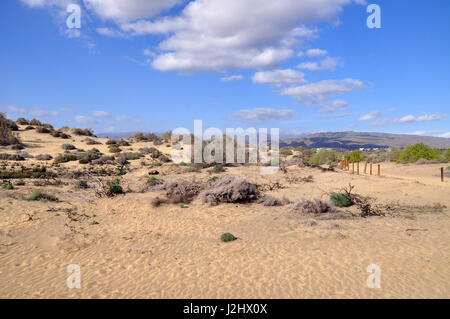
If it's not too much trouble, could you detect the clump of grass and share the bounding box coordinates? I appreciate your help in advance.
[147,177,164,186]
[15,180,26,186]
[212,164,225,173]
[2,183,14,190]
[207,176,218,183]
[28,190,58,202]
[178,162,187,166]
[77,180,89,189]
[186,167,195,173]
[307,175,313,180]
[178,203,185,208]
[220,233,237,242]
[90,221,99,225]
[152,162,163,167]
[330,193,353,207]
[107,178,123,196]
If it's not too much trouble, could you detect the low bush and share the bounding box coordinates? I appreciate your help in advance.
[290,198,336,215]
[52,131,70,139]
[330,193,353,207]
[199,176,260,206]
[257,195,290,206]
[28,190,58,202]
[84,137,101,145]
[0,113,21,146]
[107,178,123,196]
[35,154,53,161]
[16,118,29,125]
[62,144,76,150]
[220,233,237,242]
[72,128,95,136]
[0,166,55,179]
[36,127,52,134]
[309,150,338,165]
[77,180,89,189]
[0,153,25,161]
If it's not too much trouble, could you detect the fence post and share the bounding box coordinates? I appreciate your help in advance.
[364,162,368,174]
[357,162,359,175]
[442,167,444,182]
[370,163,372,175]
[352,162,355,173]
[378,164,381,176]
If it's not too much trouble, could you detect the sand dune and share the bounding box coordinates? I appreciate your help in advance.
[0,128,449,298]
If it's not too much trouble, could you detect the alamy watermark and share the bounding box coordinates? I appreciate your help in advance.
[366,264,381,289]
[67,264,81,289]
[66,4,81,29]
[367,4,381,29]
[171,120,279,174]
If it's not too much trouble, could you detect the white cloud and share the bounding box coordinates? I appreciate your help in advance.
[393,113,445,123]
[439,132,450,138]
[252,69,306,86]
[305,48,327,57]
[75,115,96,125]
[119,0,360,72]
[220,75,243,82]
[93,110,110,117]
[359,111,380,121]
[297,56,339,71]
[84,0,182,23]
[233,108,295,123]
[319,100,349,113]
[321,112,353,119]
[96,27,124,37]
[281,78,364,105]
[2,105,59,118]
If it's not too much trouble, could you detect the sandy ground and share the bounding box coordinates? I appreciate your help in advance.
[0,128,449,298]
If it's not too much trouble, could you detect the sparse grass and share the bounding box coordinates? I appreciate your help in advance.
[0,166,56,179]
[90,221,99,225]
[186,167,195,173]
[28,190,58,202]
[207,176,218,183]
[212,164,225,173]
[220,233,237,242]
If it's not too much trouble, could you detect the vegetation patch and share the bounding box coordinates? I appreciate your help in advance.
[220,233,237,242]
[330,193,353,207]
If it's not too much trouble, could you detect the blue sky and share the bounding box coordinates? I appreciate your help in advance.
[0,0,449,137]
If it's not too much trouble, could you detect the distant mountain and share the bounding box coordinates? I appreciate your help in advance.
[280,131,450,150]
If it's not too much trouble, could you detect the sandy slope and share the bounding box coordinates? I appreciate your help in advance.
[0,128,449,298]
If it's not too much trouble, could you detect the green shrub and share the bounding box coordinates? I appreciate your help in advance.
[397,143,441,163]
[15,180,26,186]
[345,150,365,163]
[330,193,353,207]
[207,176,219,183]
[2,183,14,190]
[186,167,195,173]
[220,233,237,242]
[78,181,89,189]
[444,149,450,162]
[280,147,294,156]
[107,179,123,196]
[28,190,58,202]
[213,164,225,173]
[309,150,338,165]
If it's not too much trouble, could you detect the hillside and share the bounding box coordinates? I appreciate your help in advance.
[281,131,450,149]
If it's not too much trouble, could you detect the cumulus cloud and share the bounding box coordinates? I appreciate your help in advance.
[84,0,182,23]
[252,69,306,86]
[321,112,353,119]
[359,111,381,121]
[297,56,339,71]
[233,108,295,123]
[220,75,243,82]
[119,0,360,72]
[305,48,327,57]
[393,113,446,123]
[281,78,364,105]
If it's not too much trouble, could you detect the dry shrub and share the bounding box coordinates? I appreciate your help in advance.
[199,176,260,206]
[84,137,102,145]
[36,127,52,134]
[257,195,290,206]
[139,147,162,158]
[62,144,76,150]
[92,155,115,165]
[291,199,336,215]
[0,113,21,146]
[35,154,53,161]
[72,128,95,136]
[155,179,205,204]
[0,153,25,161]
[116,152,143,161]
[16,118,29,125]
[52,131,70,139]
[151,196,168,207]
[257,182,285,192]
[341,184,385,217]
